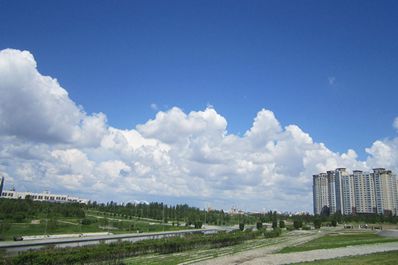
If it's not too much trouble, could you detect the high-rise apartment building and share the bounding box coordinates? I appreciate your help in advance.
[313,173,329,215]
[396,178,398,213]
[373,168,397,215]
[341,173,355,214]
[313,168,398,216]
[334,168,347,213]
[327,170,337,214]
[352,170,376,214]
[0,176,4,197]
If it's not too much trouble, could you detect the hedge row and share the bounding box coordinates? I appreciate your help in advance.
[2,230,266,265]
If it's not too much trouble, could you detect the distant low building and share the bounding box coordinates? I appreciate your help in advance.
[0,177,88,204]
[1,190,89,204]
[228,206,245,215]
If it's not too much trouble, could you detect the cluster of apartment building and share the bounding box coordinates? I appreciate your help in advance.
[313,168,398,216]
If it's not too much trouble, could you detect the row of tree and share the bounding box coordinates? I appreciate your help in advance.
[291,211,398,228]
[90,201,398,230]
[0,198,85,222]
[2,197,398,230]
[88,201,260,226]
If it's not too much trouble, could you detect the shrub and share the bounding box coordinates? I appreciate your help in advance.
[239,223,244,231]
[264,227,281,238]
[13,212,26,223]
[314,219,321,229]
[293,220,303,229]
[194,221,203,229]
[279,220,285,229]
[286,225,294,231]
[256,222,263,230]
[81,218,92,225]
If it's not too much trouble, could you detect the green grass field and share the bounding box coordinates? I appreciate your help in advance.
[0,211,192,241]
[280,232,398,253]
[0,218,102,240]
[294,250,398,265]
[86,210,163,223]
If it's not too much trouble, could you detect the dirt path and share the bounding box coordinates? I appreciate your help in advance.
[238,242,398,265]
[194,240,398,265]
[191,230,322,265]
[57,220,78,226]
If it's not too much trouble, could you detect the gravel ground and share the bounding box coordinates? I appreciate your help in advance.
[378,229,398,237]
[194,237,398,265]
[245,242,398,265]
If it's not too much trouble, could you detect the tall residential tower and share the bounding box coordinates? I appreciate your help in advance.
[313,173,329,215]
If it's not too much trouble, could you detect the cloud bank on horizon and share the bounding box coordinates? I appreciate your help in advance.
[0,49,397,212]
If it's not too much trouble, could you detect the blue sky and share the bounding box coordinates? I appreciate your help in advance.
[2,0,397,157]
[0,1,398,211]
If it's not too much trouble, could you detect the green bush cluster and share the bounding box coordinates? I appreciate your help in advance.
[194,221,203,229]
[80,218,94,225]
[293,220,303,229]
[263,227,282,238]
[286,225,294,231]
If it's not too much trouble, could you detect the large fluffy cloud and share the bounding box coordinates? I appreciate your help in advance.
[0,49,397,212]
[137,107,227,144]
[0,49,107,146]
[366,139,398,172]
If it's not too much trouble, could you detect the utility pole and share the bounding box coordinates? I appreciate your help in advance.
[44,185,49,236]
[162,205,165,231]
[204,204,208,228]
[44,206,48,236]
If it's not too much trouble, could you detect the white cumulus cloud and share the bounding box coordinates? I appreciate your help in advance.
[1,48,397,212]
[0,49,107,146]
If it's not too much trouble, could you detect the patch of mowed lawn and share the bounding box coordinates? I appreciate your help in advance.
[1,219,105,240]
[293,250,398,265]
[280,232,398,253]
[125,253,191,265]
